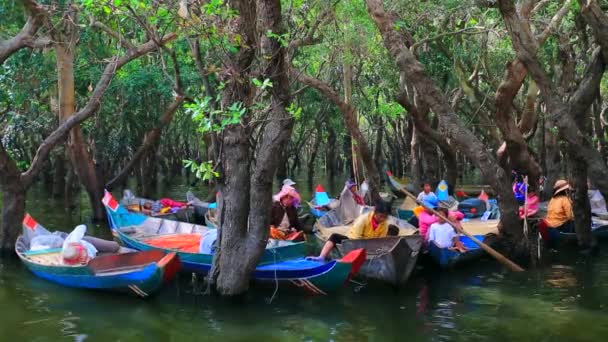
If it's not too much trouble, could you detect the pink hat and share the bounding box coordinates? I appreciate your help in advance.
[273,185,301,204]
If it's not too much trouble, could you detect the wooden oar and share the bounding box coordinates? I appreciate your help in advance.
[398,187,525,272]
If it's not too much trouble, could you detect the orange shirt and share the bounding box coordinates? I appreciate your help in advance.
[545,196,574,228]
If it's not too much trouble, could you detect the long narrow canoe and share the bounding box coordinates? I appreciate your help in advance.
[104,192,365,294]
[16,216,180,298]
[120,189,197,223]
[558,218,608,242]
[427,235,487,267]
[314,213,422,287]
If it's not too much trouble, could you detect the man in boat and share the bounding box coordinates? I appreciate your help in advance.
[270,186,303,240]
[428,208,467,253]
[308,200,395,261]
[417,181,438,203]
[538,180,574,248]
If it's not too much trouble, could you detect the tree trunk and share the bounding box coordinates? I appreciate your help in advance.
[212,0,294,296]
[55,11,105,221]
[52,150,67,198]
[326,126,337,179]
[365,0,522,241]
[307,125,322,186]
[293,73,383,202]
[568,148,594,248]
[0,144,25,253]
[0,185,25,253]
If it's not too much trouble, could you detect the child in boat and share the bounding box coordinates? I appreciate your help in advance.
[308,200,395,261]
[418,197,464,244]
[417,182,437,203]
[428,208,467,253]
[270,186,303,240]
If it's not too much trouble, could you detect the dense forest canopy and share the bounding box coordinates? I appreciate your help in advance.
[1,0,608,294]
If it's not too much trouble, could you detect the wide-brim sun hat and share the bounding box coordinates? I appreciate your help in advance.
[283,178,296,187]
[553,179,570,195]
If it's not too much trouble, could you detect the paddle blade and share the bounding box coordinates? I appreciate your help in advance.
[340,248,367,280]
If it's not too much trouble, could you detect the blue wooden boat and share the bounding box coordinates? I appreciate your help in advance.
[558,217,608,241]
[427,235,486,267]
[103,191,366,294]
[16,215,180,298]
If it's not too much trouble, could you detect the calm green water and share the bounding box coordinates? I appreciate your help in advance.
[2,177,608,341]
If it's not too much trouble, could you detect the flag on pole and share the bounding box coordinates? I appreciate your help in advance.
[23,213,38,231]
[314,184,331,206]
[102,191,119,212]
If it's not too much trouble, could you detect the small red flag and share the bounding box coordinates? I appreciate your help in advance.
[386,170,393,176]
[102,191,119,212]
[315,184,325,193]
[23,213,38,231]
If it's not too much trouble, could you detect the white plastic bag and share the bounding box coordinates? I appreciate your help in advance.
[30,232,65,251]
[62,225,98,258]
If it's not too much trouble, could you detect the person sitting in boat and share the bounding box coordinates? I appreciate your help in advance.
[428,208,467,253]
[539,180,574,247]
[282,178,301,207]
[270,186,303,240]
[344,179,365,206]
[418,197,464,244]
[417,182,437,203]
[519,187,539,218]
[512,173,526,205]
[308,200,395,261]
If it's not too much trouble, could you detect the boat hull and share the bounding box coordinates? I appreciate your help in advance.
[16,237,180,298]
[427,235,486,267]
[336,236,421,287]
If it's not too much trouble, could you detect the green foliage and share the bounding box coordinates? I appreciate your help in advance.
[183,160,219,180]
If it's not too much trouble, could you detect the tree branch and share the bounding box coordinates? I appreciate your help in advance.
[20,33,177,187]
[0,0,47,64]
[89,16,136,50]
[579,0,608,64]
[106,94,185,189]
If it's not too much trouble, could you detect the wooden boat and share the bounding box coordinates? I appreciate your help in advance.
[16,215,180,298]
[104,192,363,294]
[120,189,196,223]
[427,235,487,267]
[314,213,422,287]
[558,217,608,242]
[104,196,306,272]
[454,185,494,197]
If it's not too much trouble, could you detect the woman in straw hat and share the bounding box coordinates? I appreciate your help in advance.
[539,180,574,247]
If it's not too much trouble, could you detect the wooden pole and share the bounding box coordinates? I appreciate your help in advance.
[398,187,525,272]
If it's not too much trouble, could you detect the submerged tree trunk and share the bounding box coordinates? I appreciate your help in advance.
[365,0,522,241]
[55,10,104,221]
[307,125,322,186]
[212,0,294,296]
[568,148,593,248]
[294,73,383,201]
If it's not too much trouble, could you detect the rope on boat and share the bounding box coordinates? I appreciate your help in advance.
[352,246,391,293]
[266,248,279,304]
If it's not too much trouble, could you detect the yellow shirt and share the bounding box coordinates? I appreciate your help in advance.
[347,212,389,239]
[545,196,574,228]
